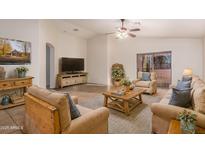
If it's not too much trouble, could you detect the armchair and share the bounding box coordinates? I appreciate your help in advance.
[133,71,157,94]
[23,86,109,134]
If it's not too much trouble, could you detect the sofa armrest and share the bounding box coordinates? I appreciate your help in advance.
[71,96,78,104]
[63,107,109,134]
[150,80,157,86]
[151,103,205,128]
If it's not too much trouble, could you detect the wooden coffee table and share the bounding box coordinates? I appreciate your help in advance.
[102,88,145,115]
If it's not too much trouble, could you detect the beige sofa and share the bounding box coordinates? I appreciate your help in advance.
[23,86,109,134]
[133,72,157,94]
[151,75,205,134]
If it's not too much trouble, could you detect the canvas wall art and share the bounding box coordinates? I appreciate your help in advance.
[0,37,31,65]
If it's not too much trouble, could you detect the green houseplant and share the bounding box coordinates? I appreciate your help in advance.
[16,66,29,78]
[177,110,197,134]
[120,78,132,92]
[111,64,125,86]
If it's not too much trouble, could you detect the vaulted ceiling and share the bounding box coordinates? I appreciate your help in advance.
[53,19,205,39]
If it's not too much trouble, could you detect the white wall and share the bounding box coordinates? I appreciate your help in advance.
[0,20,40,85]
[108,37,203,84]
[203,38,205,80]
[86,36,203,85]
[0,20,87,88]
[38,20,88,88]
[87,35,108,85]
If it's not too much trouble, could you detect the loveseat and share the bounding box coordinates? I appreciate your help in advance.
[23,86,109,134]
[151,75,205,133]
[133,71,157,94]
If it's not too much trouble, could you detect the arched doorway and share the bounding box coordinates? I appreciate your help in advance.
[46,43,55,89]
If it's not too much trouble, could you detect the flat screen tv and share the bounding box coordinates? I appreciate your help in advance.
[0,37,31,65]
[61,57,84,73]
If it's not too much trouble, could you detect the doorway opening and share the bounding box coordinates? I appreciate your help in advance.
[46,43,55,89]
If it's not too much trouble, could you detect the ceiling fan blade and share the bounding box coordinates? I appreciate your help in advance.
[128,33,136,38]
[129,28,140,32]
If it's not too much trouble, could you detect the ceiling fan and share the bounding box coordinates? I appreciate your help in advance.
[106,19,140,39]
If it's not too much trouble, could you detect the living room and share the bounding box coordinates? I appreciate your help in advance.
[1,0,205,153]
[0,19,205,135]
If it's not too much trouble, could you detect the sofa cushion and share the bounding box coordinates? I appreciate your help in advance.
[142,72,151,81]
[135,81,150,88]
[169,88,192,108]
[67,94,81,120]
[76,105,93,115]
[182,76,192,82]
[27,86,71,131]
[176,80,191,90]
[192,87,205,114]
[137,71,143,80]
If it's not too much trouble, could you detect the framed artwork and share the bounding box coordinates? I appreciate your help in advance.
[0,37,31,65]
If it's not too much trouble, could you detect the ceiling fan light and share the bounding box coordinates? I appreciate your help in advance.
[116,30,128,39]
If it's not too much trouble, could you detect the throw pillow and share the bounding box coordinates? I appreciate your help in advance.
[182,76,192,82]
[176,80,191,90]
[169,88,192,108]
[142,72,151,81]
[64,92,81,120]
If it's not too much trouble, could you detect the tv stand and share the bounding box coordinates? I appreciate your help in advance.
[57,72,87,88]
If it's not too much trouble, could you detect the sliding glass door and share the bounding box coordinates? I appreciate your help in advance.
[137,51,172,88]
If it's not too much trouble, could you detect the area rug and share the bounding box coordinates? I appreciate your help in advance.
[59,85,167,134]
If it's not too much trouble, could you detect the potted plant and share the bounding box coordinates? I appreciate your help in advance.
[111,64,125,86]
[177,110,197,134]
[16,66,29,78]
[120,78,132,92]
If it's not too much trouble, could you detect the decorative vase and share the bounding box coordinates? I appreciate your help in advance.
[113,80,121,87]
[1,95,11,105]
[17,71,26,78]
[180,120,196,134]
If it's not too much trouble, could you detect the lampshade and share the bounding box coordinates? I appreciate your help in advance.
[183,68,193,76]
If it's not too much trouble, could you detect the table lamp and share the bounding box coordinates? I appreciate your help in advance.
[183,68,193,76]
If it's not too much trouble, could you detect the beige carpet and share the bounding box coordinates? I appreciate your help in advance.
[59,84,168,134]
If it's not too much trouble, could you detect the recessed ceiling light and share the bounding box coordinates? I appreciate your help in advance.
[73,28,79,31]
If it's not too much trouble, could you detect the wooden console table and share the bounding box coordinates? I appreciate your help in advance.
[0,76,33,110]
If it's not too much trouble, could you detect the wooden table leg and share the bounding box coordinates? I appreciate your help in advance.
[104,96,108,107]
[139,94,142,103]
[124,101,130,116]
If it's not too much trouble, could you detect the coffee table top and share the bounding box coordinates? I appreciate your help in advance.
[103,87,145,101]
